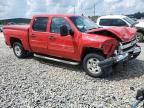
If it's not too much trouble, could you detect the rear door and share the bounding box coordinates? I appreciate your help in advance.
[29,17,49,54]
[47,17,77,59]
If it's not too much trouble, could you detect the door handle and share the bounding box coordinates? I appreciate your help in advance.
[48,36,55,40]
[31,34,36,38]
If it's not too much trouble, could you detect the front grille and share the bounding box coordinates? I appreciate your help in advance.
[122,38,136,45]
[123,44,136,52]
[119,38,137,53]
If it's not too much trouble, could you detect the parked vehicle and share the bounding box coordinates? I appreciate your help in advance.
[3,14,141,78]
[0,25,3,32]
[132,89,144,108]
[97,15,144,42]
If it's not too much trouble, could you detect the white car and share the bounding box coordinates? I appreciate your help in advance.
[97,15,144,42]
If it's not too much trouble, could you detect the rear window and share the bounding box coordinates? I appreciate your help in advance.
[32,17,48,32]
[99,19,127,26]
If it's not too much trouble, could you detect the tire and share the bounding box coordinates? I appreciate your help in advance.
[136,32,144,42]
[13,42,27,58]
[83,53,112,78]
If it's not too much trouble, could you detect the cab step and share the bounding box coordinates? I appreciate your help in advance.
[34,54,79,65]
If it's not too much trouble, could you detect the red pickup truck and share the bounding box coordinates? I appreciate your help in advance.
[3,14,141,78]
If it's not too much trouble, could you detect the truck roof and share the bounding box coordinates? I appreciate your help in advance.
[98,15,127,19]
[33,14,80,18]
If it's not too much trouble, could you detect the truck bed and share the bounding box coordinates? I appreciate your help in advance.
[4,25,29,31]
[3,24,31,51]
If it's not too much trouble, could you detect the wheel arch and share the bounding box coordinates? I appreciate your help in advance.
[81,47,106,62]
[10,37,23,47]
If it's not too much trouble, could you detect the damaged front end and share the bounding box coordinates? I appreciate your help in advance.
[99,38,141,69]
[86,27,141,69]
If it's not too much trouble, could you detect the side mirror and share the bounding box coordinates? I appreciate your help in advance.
[60,25,68,36]
[69,29,74,36]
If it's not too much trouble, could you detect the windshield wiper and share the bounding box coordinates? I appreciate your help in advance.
[88,27,98,30]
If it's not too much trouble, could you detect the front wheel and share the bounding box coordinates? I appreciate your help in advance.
[83,53,112,78]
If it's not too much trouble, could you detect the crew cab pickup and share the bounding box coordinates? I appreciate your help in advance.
[3,14,141,78]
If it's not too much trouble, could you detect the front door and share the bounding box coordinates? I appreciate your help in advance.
[47,17,77,60]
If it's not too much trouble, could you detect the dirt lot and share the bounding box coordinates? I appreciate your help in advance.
[0,33,144,108]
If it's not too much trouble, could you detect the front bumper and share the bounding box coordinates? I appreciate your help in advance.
[99,45,141,68]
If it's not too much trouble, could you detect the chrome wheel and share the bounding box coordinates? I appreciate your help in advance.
[86,58,102,74]
[14,45,22,56]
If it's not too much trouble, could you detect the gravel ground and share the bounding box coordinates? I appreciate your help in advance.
[0,33,144,108]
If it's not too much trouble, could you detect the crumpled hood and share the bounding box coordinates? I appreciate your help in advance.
[86,27,137,42]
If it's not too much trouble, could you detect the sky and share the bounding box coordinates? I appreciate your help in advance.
[0,0,144,19]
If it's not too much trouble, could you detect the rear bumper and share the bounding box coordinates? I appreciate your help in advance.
[99,45,141,68]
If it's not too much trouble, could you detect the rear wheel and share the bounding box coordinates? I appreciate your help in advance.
[83,53,112,78]
[13,42,27,58]
[137,32,144,42]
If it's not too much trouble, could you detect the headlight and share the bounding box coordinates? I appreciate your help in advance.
[118,43,123,54]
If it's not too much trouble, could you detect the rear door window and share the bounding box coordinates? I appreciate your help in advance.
[99,19,112,26]
[32,17,48,32]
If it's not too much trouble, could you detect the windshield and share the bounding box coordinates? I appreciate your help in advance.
[123,17,136,25]
[69,16,99,32]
